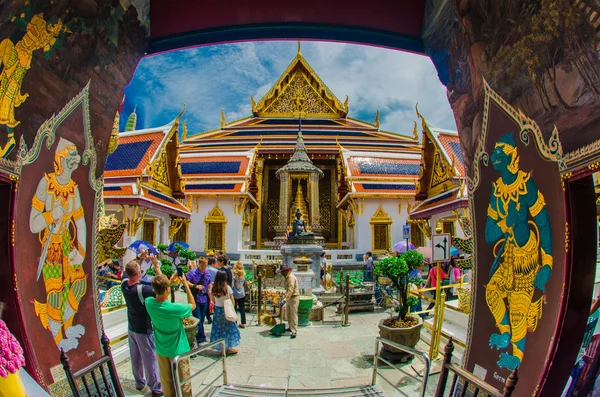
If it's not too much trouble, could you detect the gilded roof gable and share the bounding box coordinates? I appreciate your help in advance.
[252,52,348,119]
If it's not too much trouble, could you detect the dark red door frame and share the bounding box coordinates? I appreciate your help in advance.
[536,168,598,396]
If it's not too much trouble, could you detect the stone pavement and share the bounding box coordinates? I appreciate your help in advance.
[117,307,443,397]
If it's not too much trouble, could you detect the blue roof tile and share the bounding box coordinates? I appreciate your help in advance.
[103,186,122,191]
[181,161,241,175]
[147,189,178,204]
[361,184,414,191]
[187,184,237,190]
[105,140,153,171]
[356,159,420,175]
[449,142,465,164]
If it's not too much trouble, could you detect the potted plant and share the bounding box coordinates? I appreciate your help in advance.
[374,250,424,362]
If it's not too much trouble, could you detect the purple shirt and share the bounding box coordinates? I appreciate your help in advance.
[186,268,212,304]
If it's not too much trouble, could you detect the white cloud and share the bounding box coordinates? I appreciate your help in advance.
[125,41,456,136]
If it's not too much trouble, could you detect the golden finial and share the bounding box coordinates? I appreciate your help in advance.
[343,96,349,113]
[221,109,226,128]
[108,109,120,155]
[412,121,419,140]
[145,151,154,177]
[181,120,188,141]
[250,95,257,111]
[297,40,301,56]
[374,110,380,129]
[415,103,427,131]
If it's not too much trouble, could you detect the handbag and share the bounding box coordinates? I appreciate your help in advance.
[223,298,238,322]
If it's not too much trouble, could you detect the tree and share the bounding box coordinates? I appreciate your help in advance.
[374,250,424,321]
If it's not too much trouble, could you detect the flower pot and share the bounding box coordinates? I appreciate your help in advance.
[378,317,423,363]
[0,370,26,397]
[183,317,200,346]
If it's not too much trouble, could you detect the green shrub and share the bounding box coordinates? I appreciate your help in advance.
[375,250,423,321]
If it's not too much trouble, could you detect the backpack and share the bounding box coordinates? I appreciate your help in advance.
[122,279,146,306]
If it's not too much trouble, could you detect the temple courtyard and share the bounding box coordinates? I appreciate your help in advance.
[116,306,442,397]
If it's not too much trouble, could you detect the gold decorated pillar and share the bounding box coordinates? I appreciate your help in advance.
[277,171,290,236]
[309,172,323,235]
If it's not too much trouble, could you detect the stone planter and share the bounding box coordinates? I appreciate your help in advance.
[184,317,200,346]
[378,317,423,363]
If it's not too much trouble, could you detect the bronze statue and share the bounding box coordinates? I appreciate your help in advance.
[292,208,313,237]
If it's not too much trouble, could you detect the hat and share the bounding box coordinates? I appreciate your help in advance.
[206,251,214,256]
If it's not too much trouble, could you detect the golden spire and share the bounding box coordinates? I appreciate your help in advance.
[343,96,349,113]
[290,181,309,225]
[181,120,188,141]
[412,121,419,140]
[297,40,301,57]
[221,109,226,128]
[250,95,257,111]
[374,110,380,129]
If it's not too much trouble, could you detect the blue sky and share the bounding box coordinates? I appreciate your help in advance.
[121,41,455,137]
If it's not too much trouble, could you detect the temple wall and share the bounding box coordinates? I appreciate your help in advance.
[430,210,466,241]
[188,198,241,254]
[354,198,415,254]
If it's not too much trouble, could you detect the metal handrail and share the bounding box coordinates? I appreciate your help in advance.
[372,337,431,397]
[172,339,227,397]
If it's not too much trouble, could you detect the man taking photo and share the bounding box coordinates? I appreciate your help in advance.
[121,256,163,396]
[146,270,196,397]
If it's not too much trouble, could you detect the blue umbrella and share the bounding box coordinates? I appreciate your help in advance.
[128,240,158,255]
[450,246,461,257]
[169,241,189,252]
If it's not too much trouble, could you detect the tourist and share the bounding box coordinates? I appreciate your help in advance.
[409,262,426,318]
[282,267,299,339]
[136,248,154,285]
[209,269,241,354]
[103,260,123,288]
[447,256,461,301]
[186,258,212,345]
[425,263,447,311]
[121,257,163,397]
[205,256,218,324]
[363,251,373,282]
[320,252,327,287]
[217,255,233,286]
[145,273,195,397]
[231,261,247,328]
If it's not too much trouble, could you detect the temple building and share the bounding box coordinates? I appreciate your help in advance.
[104,46,467,263]
[408,112,469,244]
[102,108,192,264]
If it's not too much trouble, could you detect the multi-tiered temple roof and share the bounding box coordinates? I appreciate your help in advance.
[180,44,423,202]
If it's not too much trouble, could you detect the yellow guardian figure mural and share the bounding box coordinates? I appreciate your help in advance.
[485,132,553,370]
[29,138,87,352]
[0,13,66,157]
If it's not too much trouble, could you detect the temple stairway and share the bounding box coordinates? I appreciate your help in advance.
[102,305,130,365]
[420,300,467,363]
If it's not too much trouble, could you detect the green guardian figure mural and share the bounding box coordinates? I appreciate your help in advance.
[485,132,553,370]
